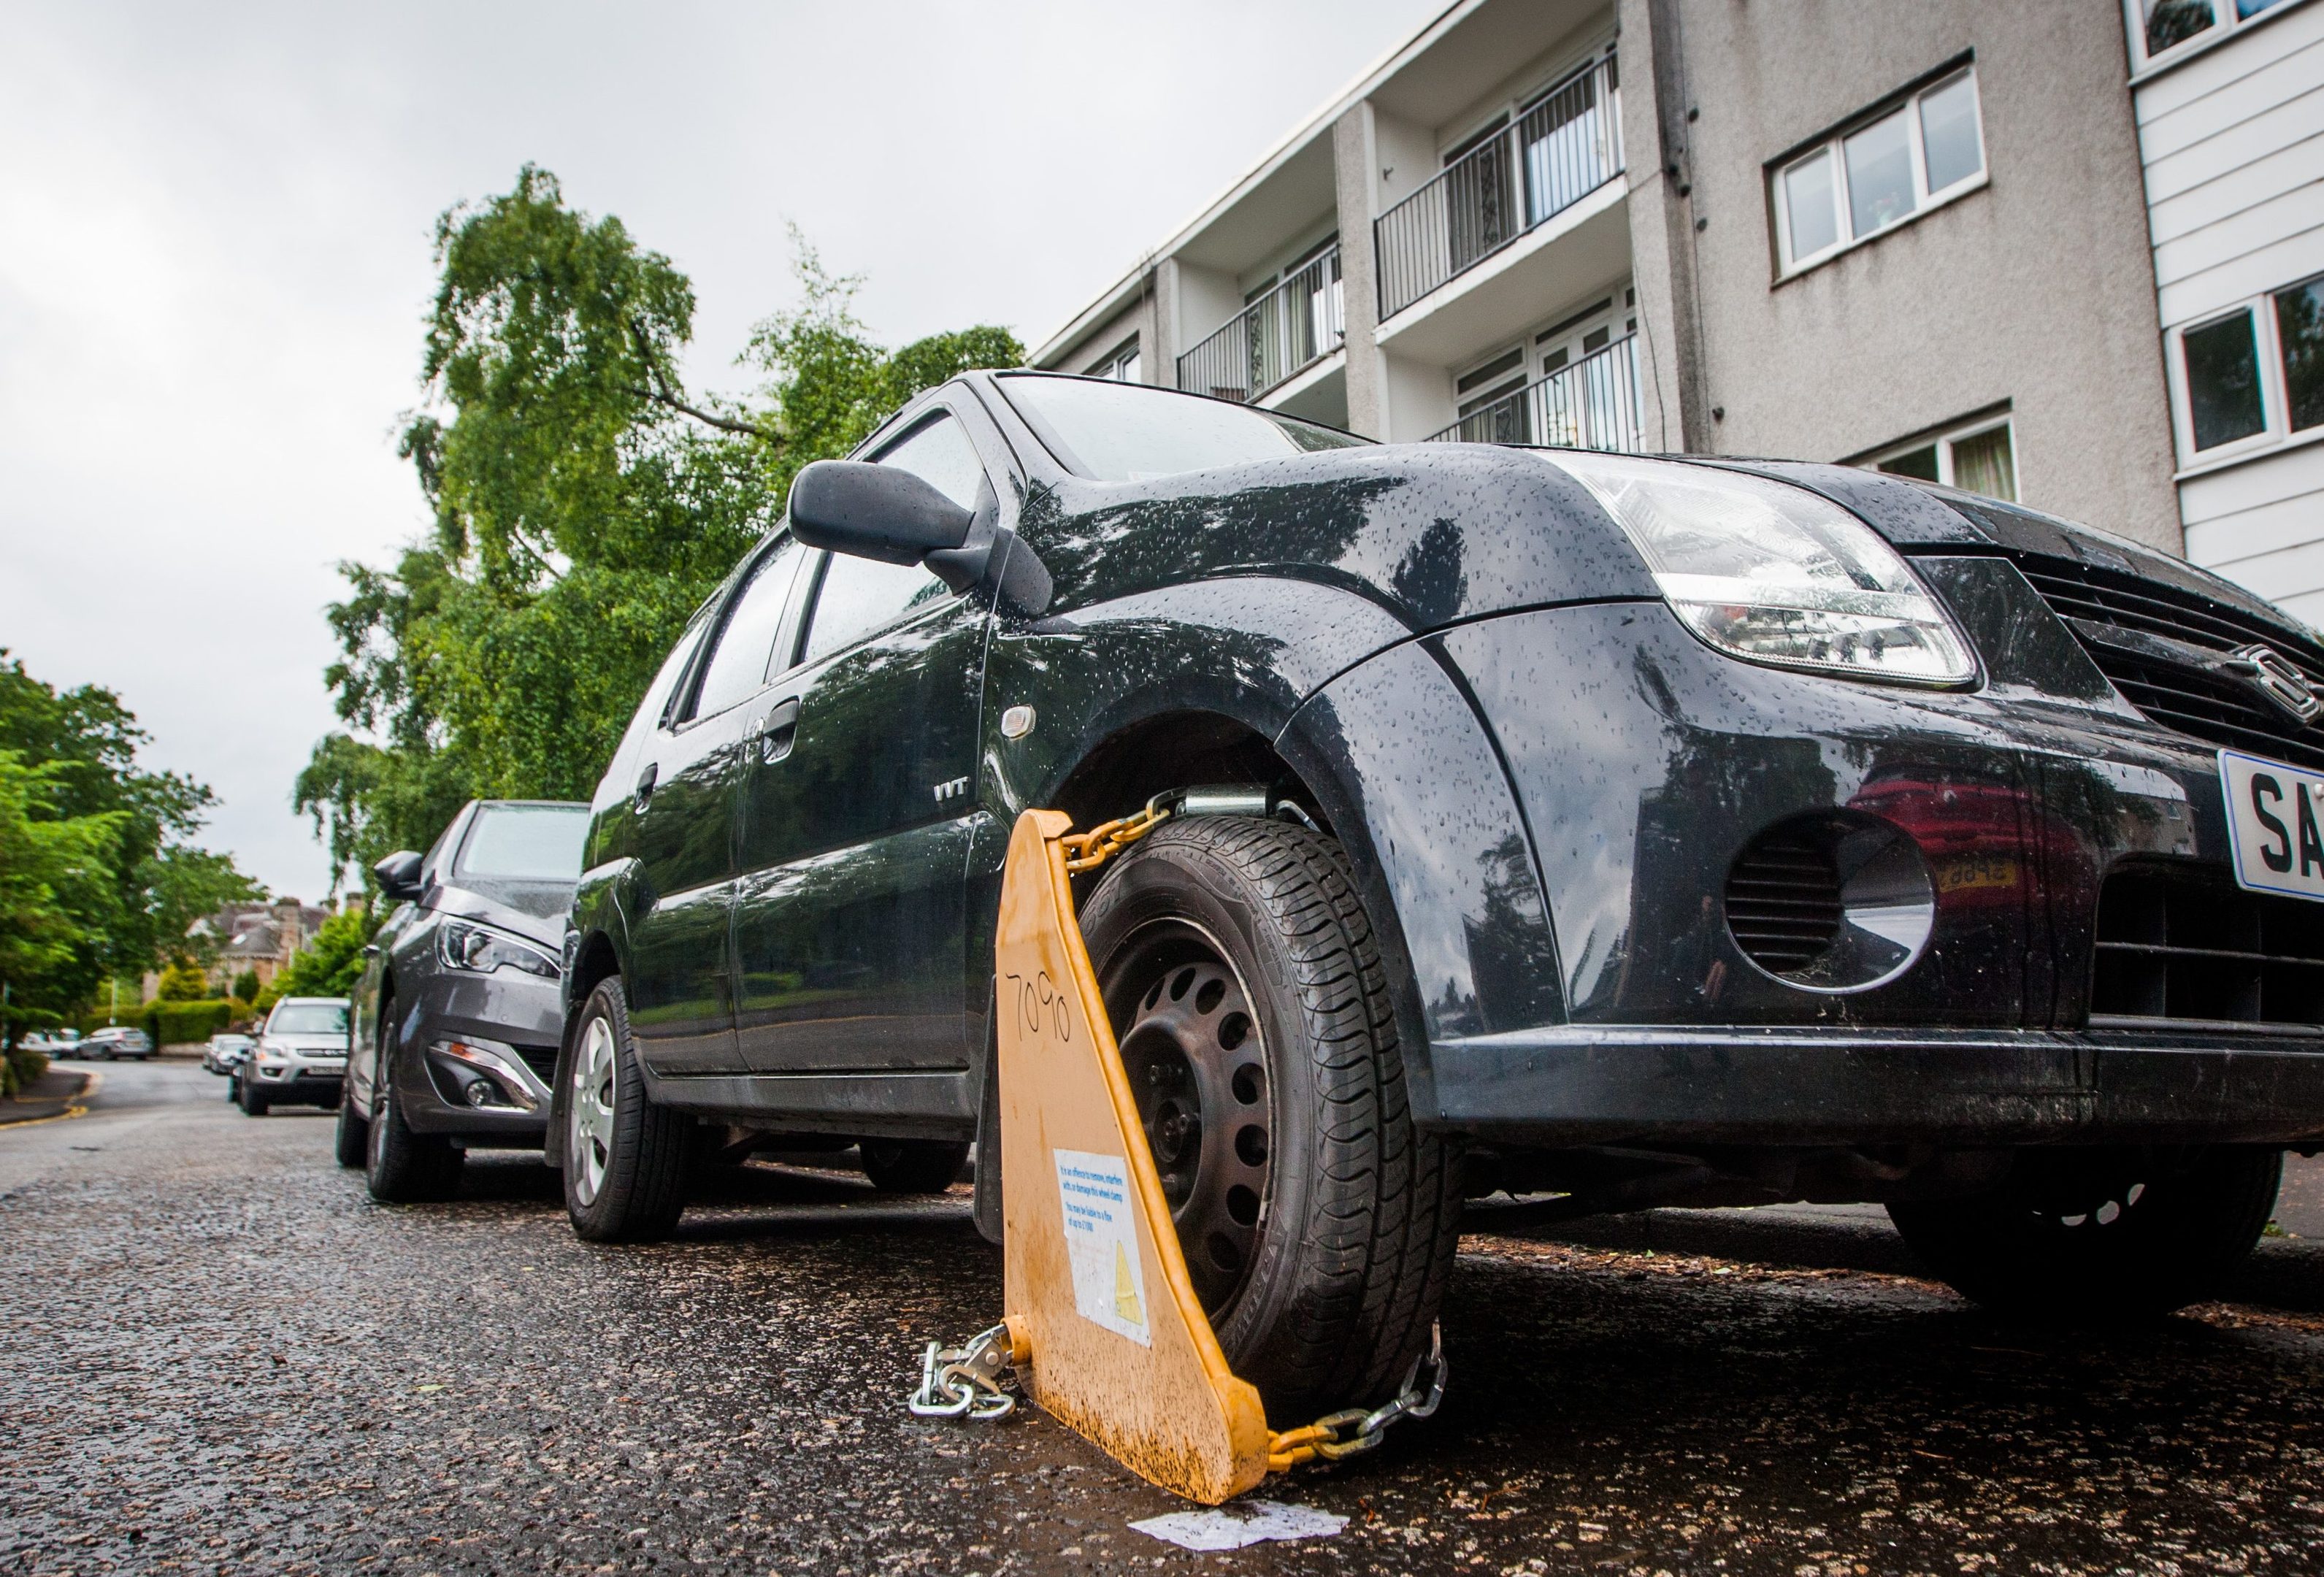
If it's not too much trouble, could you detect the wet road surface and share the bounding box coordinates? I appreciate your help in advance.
[7,1060,2324,1574]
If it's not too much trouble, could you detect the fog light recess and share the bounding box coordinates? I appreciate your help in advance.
[1725,813,1935,992]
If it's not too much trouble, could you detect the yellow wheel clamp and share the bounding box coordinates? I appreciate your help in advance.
[908,802,1445,1505]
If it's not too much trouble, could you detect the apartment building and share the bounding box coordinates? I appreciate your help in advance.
[2125,0,2324,623]
[1033,0,2187,552]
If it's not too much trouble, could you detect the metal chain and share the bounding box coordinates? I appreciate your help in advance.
[906,1323,1017,1421]
[1265,1323,1446,1470]
[1059,794,1175,874]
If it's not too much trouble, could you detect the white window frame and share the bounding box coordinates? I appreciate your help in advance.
[2122,0,2306,74]
[1861,414,2018,499]
[1771,66,1988,280]
[1084,337,1141,383]
[2165,277,2323,474]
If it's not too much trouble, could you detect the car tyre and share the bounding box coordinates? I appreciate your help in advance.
[859,1139,969,1194]
[561,977,689,1243]
[237,1078,268,1117]
[1888,1146,2282,1321]
[365,1050,464,1203]
[1078,815,1462,1420]
[333,1087,369,1168]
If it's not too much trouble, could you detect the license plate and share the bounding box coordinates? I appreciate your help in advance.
[2220,748,2324,902]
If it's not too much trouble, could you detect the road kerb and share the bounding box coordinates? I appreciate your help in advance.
[0,1068,100,1129]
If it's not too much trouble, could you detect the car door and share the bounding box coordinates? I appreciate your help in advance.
[623,537,808,1076]
[730,407,997,1077]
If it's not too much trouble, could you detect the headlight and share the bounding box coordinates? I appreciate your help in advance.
[1549,453,1975,686]
[438,920,559,978]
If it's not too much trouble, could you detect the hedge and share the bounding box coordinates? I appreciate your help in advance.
[145,999,236,1046]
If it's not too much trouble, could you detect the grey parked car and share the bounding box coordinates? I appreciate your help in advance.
[337,799,588,1200]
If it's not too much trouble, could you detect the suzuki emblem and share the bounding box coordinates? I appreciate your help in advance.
[2223,643,2323,724]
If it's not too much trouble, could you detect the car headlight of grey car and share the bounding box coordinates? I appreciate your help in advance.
[438,919,560,978]
[1549,452,1976,687]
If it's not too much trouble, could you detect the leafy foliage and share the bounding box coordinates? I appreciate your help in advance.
[0,654,260,1040]
[154,961,212,1001]
[299,170,1022,885]
[264,908,373,1003]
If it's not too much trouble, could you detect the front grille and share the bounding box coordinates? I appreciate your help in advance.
[2092,868,2324,1027]
[2019,559,2324,769]
[1725,829,1843,973]
[514,1044,561,1083]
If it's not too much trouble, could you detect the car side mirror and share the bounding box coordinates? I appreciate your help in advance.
[788,460,1052,615]
[372,849,424,901]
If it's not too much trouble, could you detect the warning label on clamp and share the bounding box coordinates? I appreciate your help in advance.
[1054,1148,1150,1346]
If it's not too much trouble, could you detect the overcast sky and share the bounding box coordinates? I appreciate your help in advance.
[0,0,1443,900]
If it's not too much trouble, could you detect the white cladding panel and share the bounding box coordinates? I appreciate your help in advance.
[2182,442,2324,626]
[2139,4,2324,620]
[2136,9,2324,328]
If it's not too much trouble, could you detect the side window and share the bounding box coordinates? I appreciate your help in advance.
[688,540,805,721]
[796,415,987,667]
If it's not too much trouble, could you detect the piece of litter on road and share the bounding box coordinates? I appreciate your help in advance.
[1130,1500,1348,1551]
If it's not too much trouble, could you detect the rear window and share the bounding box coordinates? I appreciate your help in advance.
[456,804,589,882]
[269,1003,348,1036]
[997,374,1368,483]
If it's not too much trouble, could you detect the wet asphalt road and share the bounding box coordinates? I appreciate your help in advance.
[9,1062,2324,1576]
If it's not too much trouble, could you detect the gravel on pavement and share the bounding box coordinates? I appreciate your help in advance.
[7,1060,2324,1576]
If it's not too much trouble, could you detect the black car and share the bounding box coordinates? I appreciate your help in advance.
[556,371,2324,1419]
[340,799,589,1200]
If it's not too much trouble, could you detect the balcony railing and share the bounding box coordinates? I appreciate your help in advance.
[1427,334,1643,452]
[1375,53,1622,323]
[1176,243,1344,404]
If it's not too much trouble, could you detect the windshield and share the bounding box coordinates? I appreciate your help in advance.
[268,1003,348,1037]
[456,803,589,882]
[998,375,1368,483]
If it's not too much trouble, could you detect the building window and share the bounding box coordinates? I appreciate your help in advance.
[1086,337,1140,383]
[2126,0,2295,69]
[1867,415,2017,502]
[1772,66,1986,275]
[2173,272,2324,462]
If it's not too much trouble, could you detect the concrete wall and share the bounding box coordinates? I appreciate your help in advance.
[1051,288,1160,385]
[1638,0,2181,548]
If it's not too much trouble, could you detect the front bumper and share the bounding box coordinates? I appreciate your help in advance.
[1389,564,2324,1146]
[1430,1022,2324,1147]
[391,967,564,1141]
[250,1062,344,1102]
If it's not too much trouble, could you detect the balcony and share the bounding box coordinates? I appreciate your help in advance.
[1375,53,1622,323]
[1426,334,1642,452]
[1176,244,1344,404]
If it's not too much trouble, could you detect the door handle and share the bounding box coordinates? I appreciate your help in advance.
[753,698,801,764]
[634,761,659,807]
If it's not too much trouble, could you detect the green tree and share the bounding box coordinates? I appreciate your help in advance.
[0,655,260,1036]
[232,969,261,1004]
[298,169,1021,885]
[266,908,372,1002]
[0,750,123,1043]
[154,960,210,1001]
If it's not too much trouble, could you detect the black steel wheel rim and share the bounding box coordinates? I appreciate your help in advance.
[1102,920,1273,1317]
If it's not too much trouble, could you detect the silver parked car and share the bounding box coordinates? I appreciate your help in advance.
[80,1027,153,1062]
[202,1033,256,1075]
[233,999,350,1116]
